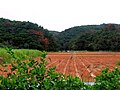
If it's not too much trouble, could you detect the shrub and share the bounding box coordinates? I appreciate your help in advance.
[116,62,120,66]
[0,48,86,90]
[0,48,120,90]
[94,67,120,90]
[0,48,41,64]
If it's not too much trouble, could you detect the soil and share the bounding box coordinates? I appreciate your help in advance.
[0,52,120,82]
[46,52,120,81]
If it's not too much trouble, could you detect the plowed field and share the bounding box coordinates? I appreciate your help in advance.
[0,52,120,82]
[46,52,120,81]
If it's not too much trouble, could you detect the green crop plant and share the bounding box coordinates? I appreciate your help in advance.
[0,48,86,90]
[93,67,120,90]
[0,48,120,90]
[116,62,120,66]
[0,48,41,64]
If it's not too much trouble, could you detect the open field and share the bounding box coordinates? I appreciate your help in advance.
[46,52,120,81]
[0,48,42,64]
[0,51,120,82]
[0,48,42,77]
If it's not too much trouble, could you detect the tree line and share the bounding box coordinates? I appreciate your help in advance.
[0,18,57,51]
[1,18,120,51]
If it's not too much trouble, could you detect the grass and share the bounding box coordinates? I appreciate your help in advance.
[116,61,120,66]
[0,48,42,64]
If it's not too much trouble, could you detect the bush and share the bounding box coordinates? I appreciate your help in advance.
[0,48,86,90]
[0,48,120,90]
[116,62,120,66]
[0,48,41,64]
[94,67,120,90]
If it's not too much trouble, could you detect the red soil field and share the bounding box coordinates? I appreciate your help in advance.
[46,52,120,82]
[0,52,120,82]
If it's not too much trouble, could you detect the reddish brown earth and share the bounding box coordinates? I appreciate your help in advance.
[46,52,120,81]
[0,52,120,81]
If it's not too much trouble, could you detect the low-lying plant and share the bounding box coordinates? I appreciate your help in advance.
[0,48,41,64]
[94,67,120,90]
[116,62,120,66]
[0,48,120,90]
[0,48,87,90]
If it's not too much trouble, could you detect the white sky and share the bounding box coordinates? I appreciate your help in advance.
[0,0,120,32]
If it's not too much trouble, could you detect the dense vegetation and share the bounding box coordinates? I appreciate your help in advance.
[68,30,120,51]
[0,18,57,51]
[0,48,41,64]
[1,18,120,51]
[53,24,120,51]
[0,48,120,89]
[0,18,120,89]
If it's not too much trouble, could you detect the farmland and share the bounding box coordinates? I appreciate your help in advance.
[46,52,120,81]
[0,50,120,89]
[0,51,120,82]
[1,17,120,89]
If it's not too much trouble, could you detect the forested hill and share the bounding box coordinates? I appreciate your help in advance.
[1,18,120,51]
[51,24,120,51]
[0,18,57,51]
[56,25,105,50]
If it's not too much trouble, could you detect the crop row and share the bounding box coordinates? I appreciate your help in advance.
[46,52,120,81]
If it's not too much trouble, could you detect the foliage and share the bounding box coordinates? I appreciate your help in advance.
[51,23,120,51]
[0,18,57,51]
[1,18,120,51]
[0,48,41,64]
[68,30,120,51]
[116,62,120,66]
[0,48,120,89]
[0,48,86,90]
[93,67,120,90]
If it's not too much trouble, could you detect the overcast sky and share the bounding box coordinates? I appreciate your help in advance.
[0,0,120,32]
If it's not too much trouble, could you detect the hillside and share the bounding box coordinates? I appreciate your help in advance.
[1,18,120,51]
[0,18,57,51]
[53,24,120,51]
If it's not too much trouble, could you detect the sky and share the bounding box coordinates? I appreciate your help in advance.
[0,0,120,32]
